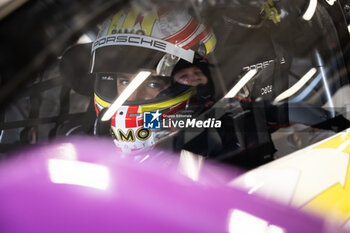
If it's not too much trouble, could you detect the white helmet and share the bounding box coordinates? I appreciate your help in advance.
[91,5,216,152]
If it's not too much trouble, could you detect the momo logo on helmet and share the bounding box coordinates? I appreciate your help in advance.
[92,34,194,63]
[111,128,151,142]
[143,111,161,129]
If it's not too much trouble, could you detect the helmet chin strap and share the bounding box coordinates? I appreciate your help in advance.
[94,108,111,136]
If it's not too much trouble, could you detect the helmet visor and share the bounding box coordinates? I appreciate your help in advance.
[91,39,199,105]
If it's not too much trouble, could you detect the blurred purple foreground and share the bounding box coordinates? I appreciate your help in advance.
[0,137,339,233]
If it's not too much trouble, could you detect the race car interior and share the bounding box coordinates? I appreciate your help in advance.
[1,0,350,169]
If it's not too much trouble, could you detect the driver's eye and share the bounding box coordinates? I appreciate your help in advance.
[119,79,130,86]
[147,81,163,89]
[194,70,203,76]
[178,74,188,80]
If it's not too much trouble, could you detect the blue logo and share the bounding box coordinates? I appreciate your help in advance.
[143,110,161,129]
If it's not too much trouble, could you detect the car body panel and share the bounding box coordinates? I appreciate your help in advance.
[232,128,350,229]
[0,136,339,233]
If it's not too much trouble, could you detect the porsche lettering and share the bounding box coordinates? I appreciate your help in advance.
[93,35,167,51]
[91,34,195,62]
